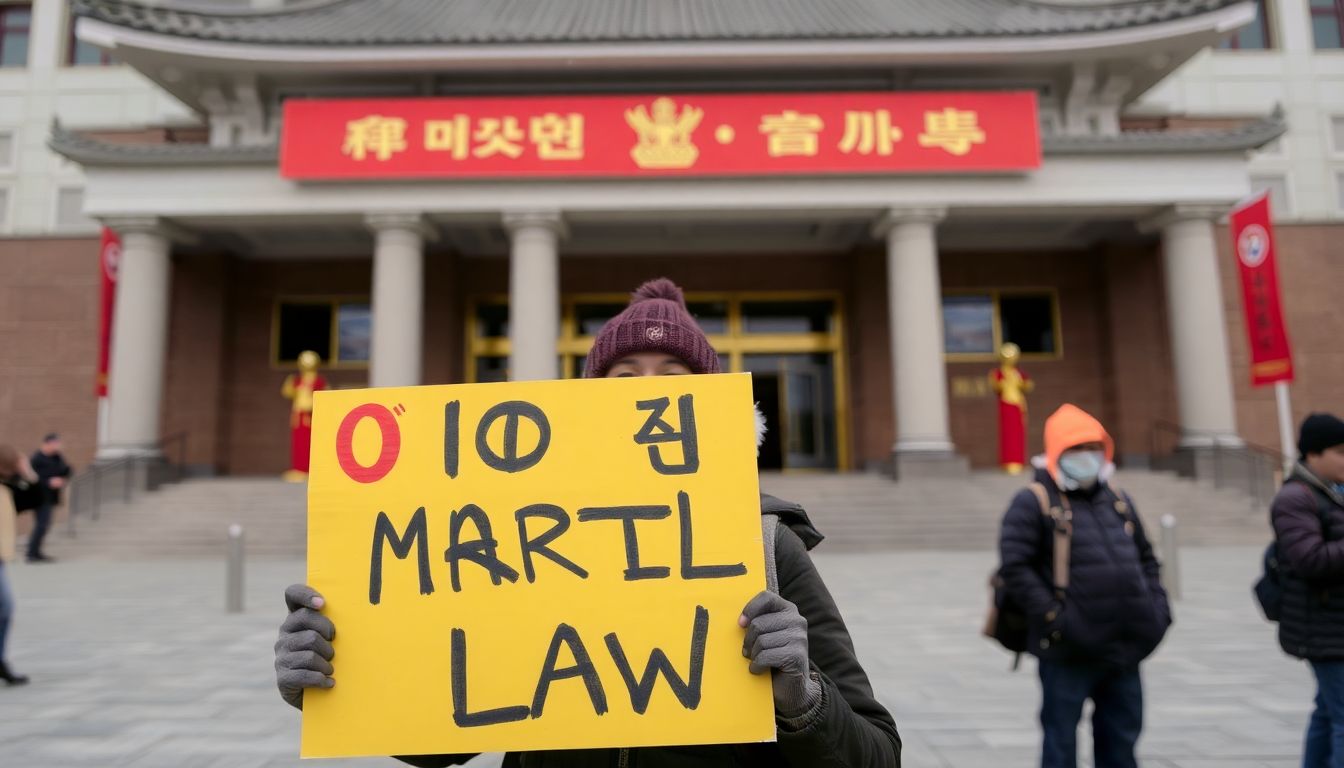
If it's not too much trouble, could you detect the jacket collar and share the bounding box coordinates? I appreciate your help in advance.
[759,493,825,551]
[1291,463,1344,508]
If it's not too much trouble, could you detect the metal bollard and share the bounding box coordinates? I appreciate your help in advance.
[1159,514,1181,601]
[227,524,245,614]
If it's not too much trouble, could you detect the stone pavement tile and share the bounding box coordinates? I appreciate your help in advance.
[0,546,1322,766]
[936,746,1039,767]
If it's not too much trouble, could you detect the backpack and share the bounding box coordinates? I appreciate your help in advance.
[983,483,1073,664]
[1255,482,1333,623]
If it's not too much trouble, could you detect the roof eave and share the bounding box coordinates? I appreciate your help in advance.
[77,2,1256,74]
[50,112,1285,171]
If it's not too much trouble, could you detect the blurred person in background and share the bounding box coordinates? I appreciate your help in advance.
[0,445,34,685]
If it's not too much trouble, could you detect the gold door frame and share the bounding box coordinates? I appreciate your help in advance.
[465,290,851,471]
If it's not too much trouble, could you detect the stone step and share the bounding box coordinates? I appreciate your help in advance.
[50,468,1271,558]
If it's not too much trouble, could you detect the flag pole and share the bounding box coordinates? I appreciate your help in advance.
[1275,381,1295,479]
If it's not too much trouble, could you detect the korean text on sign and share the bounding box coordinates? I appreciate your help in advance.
[302,374,773,758]
[281,91,1041,179]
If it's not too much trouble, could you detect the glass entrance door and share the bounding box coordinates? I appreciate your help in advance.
[745,353,837,470]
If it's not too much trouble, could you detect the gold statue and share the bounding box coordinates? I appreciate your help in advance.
[990,343,1034,474]
[281,350,328,482]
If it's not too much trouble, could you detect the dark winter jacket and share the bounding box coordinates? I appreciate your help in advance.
[29,450,71,506]
[1271,464,1344,660]
[998,470,1171,667]
[397,494,902,768]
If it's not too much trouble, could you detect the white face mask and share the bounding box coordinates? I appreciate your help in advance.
[1058,450,1105,491]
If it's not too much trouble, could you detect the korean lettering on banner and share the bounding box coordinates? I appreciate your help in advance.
[302,374,773,758]
[281,91,1038,179]
[344,112,585,163]
[1229,193,1295,387]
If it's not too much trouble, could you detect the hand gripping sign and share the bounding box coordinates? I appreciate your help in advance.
[303,373,773,758]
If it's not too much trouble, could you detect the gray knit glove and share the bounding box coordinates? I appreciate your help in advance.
[275,584,336,711]
[740,591,822,719]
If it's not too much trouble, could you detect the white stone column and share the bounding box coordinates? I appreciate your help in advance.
[100,218,173,459]
[504,211,566,381]
[366,213,431,388]
[876,208,960,469]
[1157,206,1242,447]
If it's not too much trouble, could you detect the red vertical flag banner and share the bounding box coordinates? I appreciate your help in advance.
[96,227,121,396]
[1229,193,1294,387]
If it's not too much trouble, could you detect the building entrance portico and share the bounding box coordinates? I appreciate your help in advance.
[53,143,1277,477]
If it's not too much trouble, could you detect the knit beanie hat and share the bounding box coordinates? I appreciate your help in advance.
[1299,412,1344,458]
[584,278,722,378]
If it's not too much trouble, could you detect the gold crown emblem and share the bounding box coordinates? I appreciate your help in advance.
[625,97,704,170]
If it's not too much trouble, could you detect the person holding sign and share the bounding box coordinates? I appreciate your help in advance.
[274,278,901,767]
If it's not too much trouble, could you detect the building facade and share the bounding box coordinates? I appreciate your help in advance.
[1,0,1340,479]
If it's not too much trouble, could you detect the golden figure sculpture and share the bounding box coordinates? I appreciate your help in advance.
[281,350,328,482]
[989,343,1034,475]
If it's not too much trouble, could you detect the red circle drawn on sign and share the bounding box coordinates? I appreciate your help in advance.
[335,403,401,483]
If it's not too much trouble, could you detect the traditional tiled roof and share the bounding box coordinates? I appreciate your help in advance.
[1043,109,1285,155]
[74,0,1248,45]
[49,110,1285,168]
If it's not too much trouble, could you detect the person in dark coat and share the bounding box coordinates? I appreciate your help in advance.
[998,404,1171,768]
[273,278,901,768]
[27,433,71,563]
[1271,412,1344,768]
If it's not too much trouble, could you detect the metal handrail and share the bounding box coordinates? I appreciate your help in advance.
[1149,419,1283,507]
[65,432,190,538]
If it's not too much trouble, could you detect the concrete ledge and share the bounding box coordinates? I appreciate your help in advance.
[891,450,971,481]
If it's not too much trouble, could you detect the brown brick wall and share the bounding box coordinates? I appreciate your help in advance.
[940,250,1114,469]
[1217,224,1344,455]
[18,224,1334,480]
[208,252,464,475]
[0,237,101,469]
[162,253,230,470]
[1102,243,1179,463]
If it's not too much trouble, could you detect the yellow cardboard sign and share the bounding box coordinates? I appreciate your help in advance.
[303,373,774,758]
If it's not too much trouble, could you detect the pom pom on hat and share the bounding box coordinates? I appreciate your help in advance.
[632,277,687,306]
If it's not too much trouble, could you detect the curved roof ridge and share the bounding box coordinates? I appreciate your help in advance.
[73,0,1250,45]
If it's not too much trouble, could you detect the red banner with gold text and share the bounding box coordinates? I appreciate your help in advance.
[280,92,1040,180]
[1230,193,1294,387]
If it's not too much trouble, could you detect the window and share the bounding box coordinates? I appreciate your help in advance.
[1219,0,1272,49]
[0,5,30,68]
[1313,0,1344,49]
[1335,173,1344,212]
[68,20,112,66]
[942,291,1061,359]
[1332,117,1344,154]
[0,130,12,170]
[0,187,9,230]
[1251,174,1291,216]
[740,300,831,334]
[273,299,370,367]
[54,187,97,232]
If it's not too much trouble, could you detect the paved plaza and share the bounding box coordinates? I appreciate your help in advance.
[0,544,1309,767]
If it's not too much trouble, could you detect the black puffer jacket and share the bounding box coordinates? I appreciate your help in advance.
[998,470,1171,667]
[1272,465,1344,660]
[398,494,901,768]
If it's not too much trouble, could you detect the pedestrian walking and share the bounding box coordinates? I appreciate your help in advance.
[273,277,901,767]
[1269,412,1344,768]
[996,404,1171,768]
[0,445,33,685]
[27,433,70,563]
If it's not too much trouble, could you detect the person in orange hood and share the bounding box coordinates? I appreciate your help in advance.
[997,404,1171,768]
